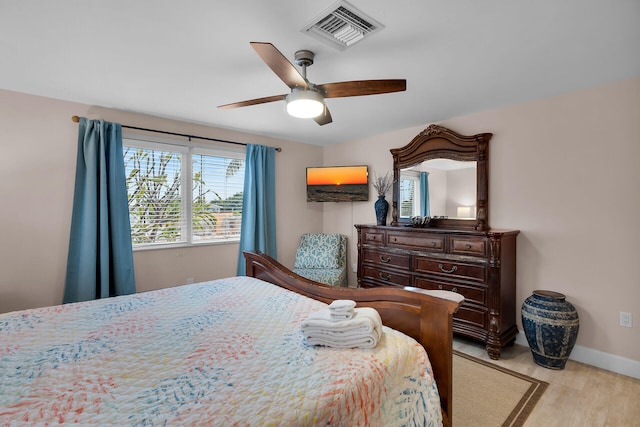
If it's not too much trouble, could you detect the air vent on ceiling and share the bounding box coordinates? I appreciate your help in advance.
[301,1,384,50]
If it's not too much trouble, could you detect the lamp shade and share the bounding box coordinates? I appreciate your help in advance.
[286,88,324,118]
[456,206,473,218]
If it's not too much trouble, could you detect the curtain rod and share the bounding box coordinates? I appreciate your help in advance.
[70,115,281,152]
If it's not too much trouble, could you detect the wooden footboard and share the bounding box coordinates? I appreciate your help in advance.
[244,251,463,424]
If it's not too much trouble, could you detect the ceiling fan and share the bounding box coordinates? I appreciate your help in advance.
[218,42,406,126]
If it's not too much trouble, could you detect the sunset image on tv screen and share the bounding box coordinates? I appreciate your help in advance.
[306,166,369,202]
[307,166,368,185]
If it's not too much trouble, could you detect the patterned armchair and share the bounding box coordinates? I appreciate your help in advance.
[293,233,347,287]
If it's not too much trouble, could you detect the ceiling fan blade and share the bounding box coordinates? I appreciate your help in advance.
[313,105,333,126]
[217,94,287,110]
[250,42,308,90]
[318,79,406,98]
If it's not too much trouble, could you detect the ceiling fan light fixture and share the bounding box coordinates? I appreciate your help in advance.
[286,88,325,118]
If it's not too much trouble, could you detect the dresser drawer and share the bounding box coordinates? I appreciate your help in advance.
[450,236,487,256]
[387,232,445,252]
[454,305,488,330]
[414,277,487,306]
[360,279,400,289]
[413,278,487,330]
[361,265,411,287]
[362,248,410,270]
[414,257,487,282]
[363,230,385,245]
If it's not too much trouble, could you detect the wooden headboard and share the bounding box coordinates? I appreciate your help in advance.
[244,251,462,424]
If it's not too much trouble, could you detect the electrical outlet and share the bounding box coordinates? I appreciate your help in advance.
[352,263,358,273]
[620,312,633,328]
[186,277,195,285]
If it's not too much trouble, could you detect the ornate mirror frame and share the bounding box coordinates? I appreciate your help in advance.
[390,124,492,231]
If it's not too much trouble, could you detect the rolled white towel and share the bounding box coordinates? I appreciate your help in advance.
[328,299,356,320]
[328,299,357,312]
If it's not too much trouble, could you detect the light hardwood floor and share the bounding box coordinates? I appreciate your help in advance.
[453,337,640,427]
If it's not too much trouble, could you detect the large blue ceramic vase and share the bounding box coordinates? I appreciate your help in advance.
[521,290,579,369]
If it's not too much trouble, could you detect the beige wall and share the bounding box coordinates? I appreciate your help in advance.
[0,89,323,312]
[323,77,640,363]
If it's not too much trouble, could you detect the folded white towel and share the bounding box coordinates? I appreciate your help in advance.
[304,327,381,349]
[330,311,354,321]
[301,307,384,349]
[302,307,382,333]
[304,307,353,322]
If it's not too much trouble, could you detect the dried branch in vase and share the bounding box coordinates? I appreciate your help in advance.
[373,172,393,196]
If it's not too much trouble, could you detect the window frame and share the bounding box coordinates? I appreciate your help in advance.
[399,170,421,218]
[122,133,246,251]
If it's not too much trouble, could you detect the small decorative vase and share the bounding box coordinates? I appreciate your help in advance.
[374,195,389,226]
[521,290,579,370]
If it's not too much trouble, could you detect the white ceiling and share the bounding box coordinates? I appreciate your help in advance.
[1,1,638,146]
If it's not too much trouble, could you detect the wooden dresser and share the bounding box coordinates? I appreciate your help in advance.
[355,224,519,359]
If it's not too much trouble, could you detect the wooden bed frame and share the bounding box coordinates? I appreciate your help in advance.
[244,251,463,425]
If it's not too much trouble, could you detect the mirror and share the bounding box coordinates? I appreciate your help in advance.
[390,125,492,231]
[399,159,477,219]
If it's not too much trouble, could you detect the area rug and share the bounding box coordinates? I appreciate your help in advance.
[453,350,548,427]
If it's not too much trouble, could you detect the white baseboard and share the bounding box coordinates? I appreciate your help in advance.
[514,333,640,379]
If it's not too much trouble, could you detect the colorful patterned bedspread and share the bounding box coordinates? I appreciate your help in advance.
[0,276,442,426]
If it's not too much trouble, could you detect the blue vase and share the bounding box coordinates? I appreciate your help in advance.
[521,290,579,369]
[374,195,389,226]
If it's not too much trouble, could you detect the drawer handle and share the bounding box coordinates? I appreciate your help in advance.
[430,241,437,247]
[438,264,458,274]
[379,255,391,263]
[465,243,472,249]
[438,285,443,290]
[379,273,391,281]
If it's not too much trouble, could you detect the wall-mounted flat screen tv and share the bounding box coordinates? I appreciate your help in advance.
[307,165,369,202]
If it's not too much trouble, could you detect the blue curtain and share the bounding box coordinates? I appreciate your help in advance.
[237,144,277,275]
[420,171,430,217]
[63,118,136,303]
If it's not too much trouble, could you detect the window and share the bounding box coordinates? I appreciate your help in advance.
[123,136,245,248]
[399,171,420,218]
